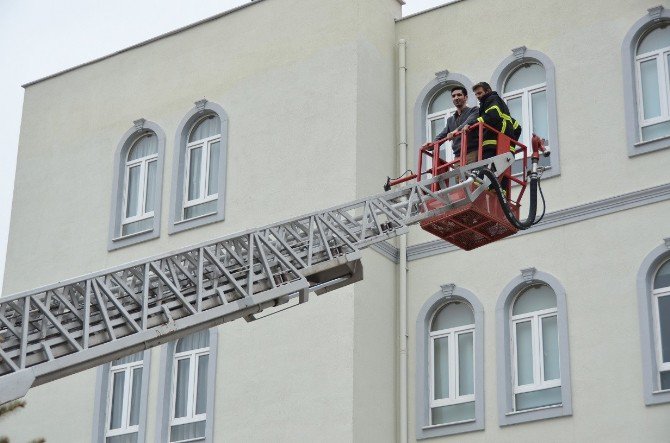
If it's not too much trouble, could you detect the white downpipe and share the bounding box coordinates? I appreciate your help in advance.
[397,38,408,443]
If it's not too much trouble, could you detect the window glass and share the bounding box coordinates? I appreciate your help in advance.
[640,58,662,119]
[431,402,475,425]
[196,355,209,415]
[504,64,546,92]
[458,332,474,396]
[515,321,533,385]
[109,371,125,429]
[176,330,210,352]
[516,386,561,411]
[126,166,141,218]
[145,161,157,213]
[658,295,670,363]
[661,371,670,390]
[542,316,560,380]
[189,115,221,142]
[513,285,556,315]
[129,367,142,426]
[654,260,670,289]
[432,302,474,331]
[128,135,157,161]
[433,337,449,399]
[638,26,670,55]
[531,90,549,142]
[174,358,190,419]
[429,89,453,114]
[187,147,203,201]
[208,141,220,196]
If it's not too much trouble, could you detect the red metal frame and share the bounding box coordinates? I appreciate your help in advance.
[388,122,531,250]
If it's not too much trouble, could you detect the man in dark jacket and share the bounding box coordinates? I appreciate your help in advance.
[469,81,520,159]
[433,86,479,163]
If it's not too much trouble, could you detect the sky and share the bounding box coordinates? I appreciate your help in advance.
[0,0,449,293]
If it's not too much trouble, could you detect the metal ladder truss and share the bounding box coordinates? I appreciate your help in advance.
[0,153,513,404]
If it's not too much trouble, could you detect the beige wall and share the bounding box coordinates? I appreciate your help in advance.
[2,0,401,441]
[399,1,670,440]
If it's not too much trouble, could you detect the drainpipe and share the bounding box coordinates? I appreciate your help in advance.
[397,38,408,443]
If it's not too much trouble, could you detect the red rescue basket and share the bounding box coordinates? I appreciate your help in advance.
[389,123,532,250]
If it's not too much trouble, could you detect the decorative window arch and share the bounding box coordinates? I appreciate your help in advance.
[413,71,475,166]
[495,268,572,426]
[108,119,166,250]
[415,284,484,439]
[156,328,218,442]
[92,351,151,443]
[491,47,560,178]
[622,5,670,156]
[636,238,670,405]
[169,99,229,234]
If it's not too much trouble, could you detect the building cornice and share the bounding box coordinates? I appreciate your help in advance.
[370,182,670,263]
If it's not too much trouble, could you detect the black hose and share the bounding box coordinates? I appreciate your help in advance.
[477,168,539,230]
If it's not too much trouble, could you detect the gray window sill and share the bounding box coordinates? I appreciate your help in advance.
[112,228,153,242]
[174,211,217,225]
[422,418,476,430]
[505,403,562,416]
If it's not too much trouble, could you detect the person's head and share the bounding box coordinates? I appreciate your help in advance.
[472,82,492,101]
[450,86,468,109]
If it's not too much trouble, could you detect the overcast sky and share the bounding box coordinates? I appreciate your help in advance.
[0,0,448,293]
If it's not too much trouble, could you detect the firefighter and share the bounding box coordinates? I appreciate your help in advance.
[465,81,521,159]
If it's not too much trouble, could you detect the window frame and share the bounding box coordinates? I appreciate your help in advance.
[105,357,144,439]
[169,100,229,234]
[121,135,158,231]
[502,77,548,166]
[428,321,475,413]
[156,329,218,443]
[634,41,670,138]
[92,350,151,443]
[491,47,560,179]
[622,6,670,156]
[108,120,166,251]
[510,304,561,407]
[169,343,210,432]
[415,285,484,439]
[183,126,221,216]
[495,268,572,426]
[413,71,475,172]
[636,239,670,405]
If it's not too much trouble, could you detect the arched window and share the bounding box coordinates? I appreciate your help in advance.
[652,259,670,391]
[108,119,166,251]
[496,268,571,426]
[184,115,221,220]
[169,100,229,234]
[502,63,551,174]
[170,331,210,442]
[92,351,151,443]
[635,25,670,142]
[492,48,560,178]
[622,6,670,155]
[429,301,475,425]
[416,285,484,439]
[122,134,158,236]
[510,285,560,411]
[637,240,670,405]
[426,88,458,161]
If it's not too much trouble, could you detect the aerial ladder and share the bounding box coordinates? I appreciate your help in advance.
[0,123,548,404]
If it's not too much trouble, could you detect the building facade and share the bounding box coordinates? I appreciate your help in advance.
[2,0,669,441]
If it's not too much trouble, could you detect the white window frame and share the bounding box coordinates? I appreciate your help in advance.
[121,141,158,233]
[510,305,560,410]
[652,286,670,389]
[425,97,456,163]
[428,323,475,421]
[182,121,221,218]
[635,44,670,139]
[105,358,144,439]
[503,80,548,155]
[169,344,210,439]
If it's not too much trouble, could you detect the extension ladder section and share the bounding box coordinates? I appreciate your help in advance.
[0,152,512,405]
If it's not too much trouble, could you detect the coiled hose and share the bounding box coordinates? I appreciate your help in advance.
[476,168,545,230]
